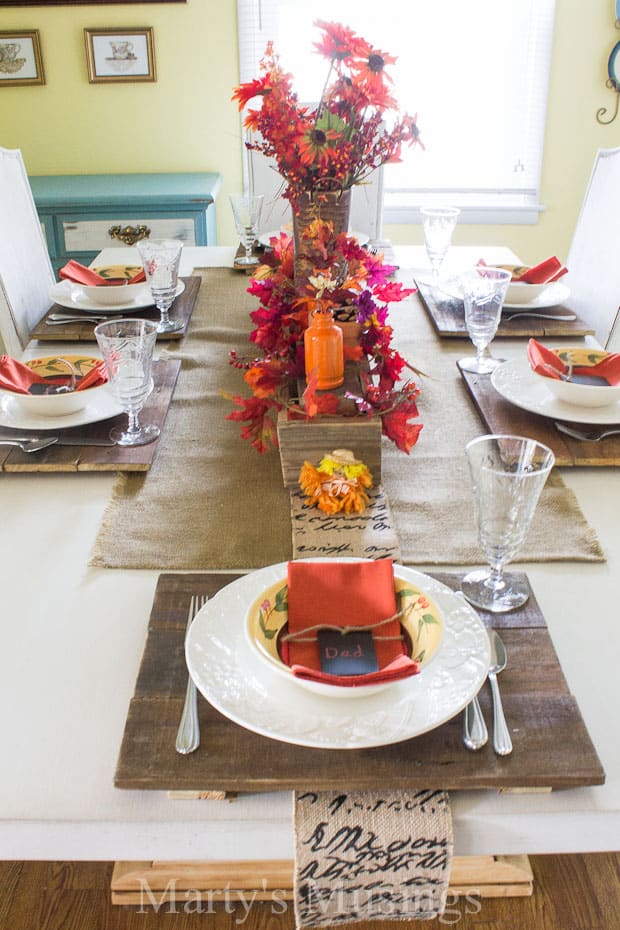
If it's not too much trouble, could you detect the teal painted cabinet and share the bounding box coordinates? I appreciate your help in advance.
[29,172,222,274]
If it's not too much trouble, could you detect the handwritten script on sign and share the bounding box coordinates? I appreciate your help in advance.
[290,485,402,562]
[293,789,453,927]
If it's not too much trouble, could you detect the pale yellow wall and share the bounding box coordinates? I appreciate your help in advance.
[0,0,619,260]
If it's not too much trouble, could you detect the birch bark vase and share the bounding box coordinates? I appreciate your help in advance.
[292,189,352,293]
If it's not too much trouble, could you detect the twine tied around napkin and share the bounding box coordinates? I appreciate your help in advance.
[294,789,453,928]
[527,339,620,385]
[0,354,107,395]
[282,558,420,687]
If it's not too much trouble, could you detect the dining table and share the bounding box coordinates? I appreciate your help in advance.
[0,245,618,893]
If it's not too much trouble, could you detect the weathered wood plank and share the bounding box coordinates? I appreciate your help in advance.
[28,275,200,343]
[114,572,605,793]
[416,280,594,339]
[0,359,180,473]
[458,367,620,467]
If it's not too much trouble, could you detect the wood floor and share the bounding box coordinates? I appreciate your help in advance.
[1,853,619,929]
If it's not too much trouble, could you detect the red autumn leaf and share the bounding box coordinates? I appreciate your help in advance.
[381,407,423,453]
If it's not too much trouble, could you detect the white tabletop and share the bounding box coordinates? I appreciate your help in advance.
[1,246,618,862]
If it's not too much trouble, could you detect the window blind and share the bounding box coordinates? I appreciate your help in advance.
[237,0,556,223]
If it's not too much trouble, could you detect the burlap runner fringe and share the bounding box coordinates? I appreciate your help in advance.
[90,267,604,570]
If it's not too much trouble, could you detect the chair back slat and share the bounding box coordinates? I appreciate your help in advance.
[0,147,55,355]
[565,147,620,348]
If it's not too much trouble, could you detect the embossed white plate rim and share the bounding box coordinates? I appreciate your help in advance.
[49,279,185,314]
[185,561,491,749]
[0,384,122,430]
[491,357,620,425]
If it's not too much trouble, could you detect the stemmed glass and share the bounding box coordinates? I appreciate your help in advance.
[137,238,184,334]
[94,318,160,446]
[421,207,460,280]
[462,435,555,612]
[229,193,264,266]
[459,266,512,373]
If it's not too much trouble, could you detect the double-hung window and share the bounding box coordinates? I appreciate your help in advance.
[236,0,556,224]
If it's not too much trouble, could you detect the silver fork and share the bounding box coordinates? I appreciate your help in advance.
[555,422,620,442]
[503,310,577,321]
[175,594,208,755]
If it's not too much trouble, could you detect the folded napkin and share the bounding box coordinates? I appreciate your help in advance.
[527,339,620,385]
[282,558,419,687]
[58,259,145,287]
[514,256,567,284]
[0,355,107,395]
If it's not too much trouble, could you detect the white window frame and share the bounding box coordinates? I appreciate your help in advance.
[236,1,556,225]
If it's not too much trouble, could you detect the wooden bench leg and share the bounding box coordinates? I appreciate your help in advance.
[111,854,533,906]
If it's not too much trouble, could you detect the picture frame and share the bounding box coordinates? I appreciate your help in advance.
[84,27,156,84]
[0,30,45,86]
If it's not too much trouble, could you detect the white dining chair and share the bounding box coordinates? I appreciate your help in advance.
[564,147,620,350]
[0,146,55,356]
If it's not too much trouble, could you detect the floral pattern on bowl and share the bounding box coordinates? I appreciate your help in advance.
[246,574,443,695]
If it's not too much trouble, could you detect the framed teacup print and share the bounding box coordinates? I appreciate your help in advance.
[0,30,45,87]
[84,27,156,84]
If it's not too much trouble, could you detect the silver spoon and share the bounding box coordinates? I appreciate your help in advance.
[488,631,512,756]
[463,694,488,750]
[0,437,58,453]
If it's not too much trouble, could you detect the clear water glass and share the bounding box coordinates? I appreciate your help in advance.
[137,238,184,334]
[421,207,460,279]
[94,318,160,446]
[229,193,264,265]
[459,266,512,373]
[462,435,555,612]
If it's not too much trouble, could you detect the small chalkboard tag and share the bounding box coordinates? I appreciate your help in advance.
[317,628,379,676]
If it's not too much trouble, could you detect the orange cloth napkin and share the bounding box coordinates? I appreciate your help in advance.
[514,256,567,284]
[527,339,620,385]
[282,559,420,687]
[58,259,145,287]
[0,355,107,394]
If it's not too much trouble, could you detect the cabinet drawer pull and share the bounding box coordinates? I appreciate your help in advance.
[108,224,151,246]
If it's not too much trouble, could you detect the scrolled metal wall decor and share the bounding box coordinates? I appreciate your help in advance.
[597,3,620,124]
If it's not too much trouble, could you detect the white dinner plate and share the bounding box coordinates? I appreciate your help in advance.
[503,281,570,310]
[258,230,370,249]
[491,357,620,425]
[49,280,185,314]
[0,385,122,430]
[186,561,491,750]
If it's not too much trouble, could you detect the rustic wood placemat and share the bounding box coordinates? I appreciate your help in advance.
[459,365,620,467]
[0,359,180,473]
[29,276,200,343]
[416,280,594,339]
[114,571,604,793]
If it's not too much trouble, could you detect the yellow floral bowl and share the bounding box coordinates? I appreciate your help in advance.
[498,265,551,304]
[81,265,147,306]
[2,355,107,417]
[245,574,443,698]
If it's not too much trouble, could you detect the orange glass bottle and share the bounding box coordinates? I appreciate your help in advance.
[304,308,344,389]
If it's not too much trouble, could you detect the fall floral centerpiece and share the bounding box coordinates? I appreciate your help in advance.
[232,20,421,209]
[226,22,423,457]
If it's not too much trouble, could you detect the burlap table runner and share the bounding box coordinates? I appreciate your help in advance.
[294,789,453,927]
[90,268,604,569]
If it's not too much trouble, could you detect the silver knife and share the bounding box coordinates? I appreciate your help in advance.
[0,434,115,447]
